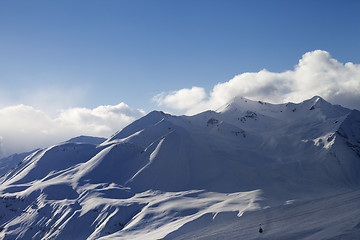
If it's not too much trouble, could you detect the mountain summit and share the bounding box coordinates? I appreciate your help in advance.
[0,96,359,239]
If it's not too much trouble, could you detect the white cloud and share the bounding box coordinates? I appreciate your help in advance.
[153,87,206,111]
[154,50,360,115]
[0,103,145,158]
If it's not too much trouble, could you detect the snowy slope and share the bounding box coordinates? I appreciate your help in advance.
[0,96,359,239]
[0,136,106,179]
[166,189,360,240]
[0,150,38,178]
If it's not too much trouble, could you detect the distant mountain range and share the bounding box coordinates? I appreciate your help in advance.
[0,96,359,239]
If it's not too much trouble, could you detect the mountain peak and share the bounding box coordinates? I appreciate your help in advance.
[216,96,267,113]
[304,95,326,106]
[300,96,350,118]
[310,95,324,101]
[106,110,169,142]
[65,135,106,145]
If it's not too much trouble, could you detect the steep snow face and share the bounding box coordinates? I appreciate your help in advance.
[0,150,37,178]
[336,109,360,157]
[0,97,359,239]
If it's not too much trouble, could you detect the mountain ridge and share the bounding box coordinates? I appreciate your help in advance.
[0,96,359,239]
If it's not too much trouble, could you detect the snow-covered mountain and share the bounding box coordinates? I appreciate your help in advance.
[0,96,359,239]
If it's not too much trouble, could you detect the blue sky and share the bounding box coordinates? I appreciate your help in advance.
[1,0,359,111]
[1,0,360,156]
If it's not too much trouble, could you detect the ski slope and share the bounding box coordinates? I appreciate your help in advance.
[167,190,360,240]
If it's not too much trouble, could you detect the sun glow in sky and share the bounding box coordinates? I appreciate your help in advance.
[0,0,360,157]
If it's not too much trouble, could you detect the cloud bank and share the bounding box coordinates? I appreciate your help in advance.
[154,50,360,115]
[0,103,145,158]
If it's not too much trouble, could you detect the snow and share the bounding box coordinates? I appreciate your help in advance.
[0,150,37,178]
[100,190,261,240]
[167,189,360,240]
[0,96,359,239]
